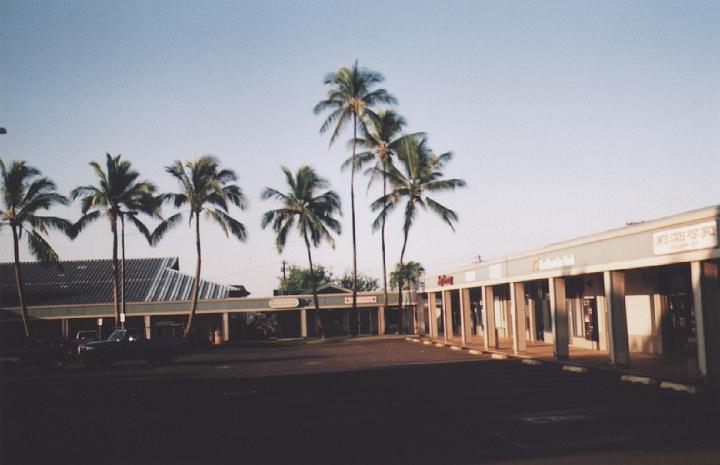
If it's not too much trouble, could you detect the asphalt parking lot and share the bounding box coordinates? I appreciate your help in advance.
[2,337,719,465]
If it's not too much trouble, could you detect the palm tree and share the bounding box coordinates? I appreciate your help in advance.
[342,110,421,311]
[314,61,395,336]
[162,156,247,338]
[390,261,425,291]
[71,154,158,328]
[371,136,465,328]
[1,160,73,339]
[261,166,341,337]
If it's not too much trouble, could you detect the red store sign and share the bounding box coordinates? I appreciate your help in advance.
[437,275,453,286]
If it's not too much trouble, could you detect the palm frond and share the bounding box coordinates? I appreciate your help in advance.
[26,229,60,264]
[425,197,459,231]
[149,212,182,246]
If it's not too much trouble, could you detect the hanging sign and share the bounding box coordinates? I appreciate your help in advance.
[269,297,300,309]
[344,296,378,304]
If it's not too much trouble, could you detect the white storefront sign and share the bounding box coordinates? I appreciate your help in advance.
[488,264,503,279]
[653,221,718,255]
[344,296,378,304]
[268,297,300,309]
[534,254,576,271]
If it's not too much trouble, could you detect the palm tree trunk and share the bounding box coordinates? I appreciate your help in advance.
[304,233,324,338]
[11,225,31,341]
[397,227,410,333]
[381,172,388,313]
[184,212,202,339]
[349,114,358,336]
[120,214,126,321]
[111,215,120,328]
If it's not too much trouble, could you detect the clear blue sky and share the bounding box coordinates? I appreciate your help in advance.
[2,0,719,295]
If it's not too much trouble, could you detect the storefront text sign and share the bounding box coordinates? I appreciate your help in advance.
[344,296,378,304]
[437,275,453,286]
[489,264,503,279]
[533,254,576,271]
[653,221,718,255]
[269,297,300,309]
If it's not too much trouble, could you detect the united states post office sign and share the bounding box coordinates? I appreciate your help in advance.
[653,221,718,255]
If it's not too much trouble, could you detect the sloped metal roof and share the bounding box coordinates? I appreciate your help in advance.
[0,257,247,307]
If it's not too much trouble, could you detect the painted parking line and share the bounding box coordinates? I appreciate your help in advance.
[422,341,433,345]
[468,349,482,355]
[491,353,508,360]
[450,346,463,351]
[434,343,446,348]
[522,359,542,366]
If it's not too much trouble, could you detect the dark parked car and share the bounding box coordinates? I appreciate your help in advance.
[77,329,188,367]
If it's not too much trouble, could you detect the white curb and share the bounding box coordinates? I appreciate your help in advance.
[660,382,701,395]
[562,365,588,374]
[620,375,655,385]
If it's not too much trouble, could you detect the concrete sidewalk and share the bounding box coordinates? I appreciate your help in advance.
[415,334,703,392]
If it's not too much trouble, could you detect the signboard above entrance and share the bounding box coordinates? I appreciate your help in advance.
[653,221,718,255]
[344,296,378,304]
[532,254,576,272]
[269,297,300,309]
[437,275,453,286]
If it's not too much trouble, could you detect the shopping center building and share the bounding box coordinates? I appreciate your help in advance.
[420,205,719,384]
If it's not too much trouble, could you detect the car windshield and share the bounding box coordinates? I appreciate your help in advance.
[107,330,127,342]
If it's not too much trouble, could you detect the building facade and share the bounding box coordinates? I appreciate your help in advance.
[421,205,720,384]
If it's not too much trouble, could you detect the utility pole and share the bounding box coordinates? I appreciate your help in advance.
[281,260,288,295]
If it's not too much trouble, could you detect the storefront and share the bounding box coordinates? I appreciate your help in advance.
[423,206,720,383]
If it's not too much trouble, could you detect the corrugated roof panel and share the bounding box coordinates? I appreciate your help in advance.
[0,258,243,307]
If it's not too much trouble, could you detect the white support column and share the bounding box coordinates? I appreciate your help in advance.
[428,293,438,339]
[695,261,720,383]
[692,261,708,378]
[144,315,151,340]
[483,286,497,350]
[604,271,630,366]
[300,309,308,338]
[550,277,569,360]
[222,312,230,342]
[442,291,451,342]
[510,282,527,354]
[61,318,69,341]
[416,298,426,336]
[377,306,386,336]
[527,297,536,343]
[460,288,472,346]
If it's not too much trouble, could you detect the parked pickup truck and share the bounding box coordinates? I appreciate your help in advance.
[77,329,188,367]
